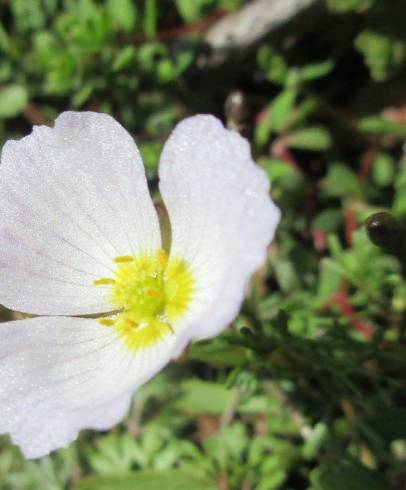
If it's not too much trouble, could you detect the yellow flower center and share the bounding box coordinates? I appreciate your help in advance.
[94,250,194,350]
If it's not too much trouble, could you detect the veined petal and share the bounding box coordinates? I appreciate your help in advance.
[159,115,280,343]
[0,316,178,459]
[0,112,160,315]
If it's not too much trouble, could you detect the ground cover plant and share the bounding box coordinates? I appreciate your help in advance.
[1,0,406,488]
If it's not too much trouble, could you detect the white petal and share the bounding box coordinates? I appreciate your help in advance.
[0,112,160,315]
[0,316,178,459]
[159,115,280,343]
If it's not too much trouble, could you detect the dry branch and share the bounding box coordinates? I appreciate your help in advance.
[198,0,323,67]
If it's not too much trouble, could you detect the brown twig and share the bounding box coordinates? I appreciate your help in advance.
[312,229,327,252]
[264,380,313,439]
[219,388,242,429]
[130,10,227,44]
[23,102,48,126]
[200,0,323,67]
[358,148,377,182]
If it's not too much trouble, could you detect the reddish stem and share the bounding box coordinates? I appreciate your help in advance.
[312,229,326,252]
[358,148,376,182]
[23,103,47,126]
[131,10,227,44]
[271,136,302,173]
[332,291,374,340]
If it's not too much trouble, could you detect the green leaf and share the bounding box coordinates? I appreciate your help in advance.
[257,46,288,85]
[175,379,236,415]
[270,89,297,131]
[157,59,176,82]
[138,43,168,72]
[327,0,373,13]
[299,60,334,81]
[107,0,137,32]
[0,21,10,52]
[286,126,332,151]
[174,378,264,415]
[355,30,403,81]
[318,258,343,301]
[11,0,47,32]
[311,459,385,490]
[71,81,95,107]
[323,163,361,197]
[77,0,97,18]
[302,423,328,460]
[273,258,300,292]
[86,432,147,475]
[358,115,406,138]
[144,0,158,38]
[266,160,296,181]
[312,209,342,232]
[203,422,249,464]
[255,89,297,145]
[256,470,286,490]
[0,61,12,82]
[75,471,217,490]
[372,152,395,187]
[112,46,137,71]
[188,342,250,367]
[175,0,214,22]
[0,85,28,118]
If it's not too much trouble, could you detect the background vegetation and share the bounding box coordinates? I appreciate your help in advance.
[1,0,406,488]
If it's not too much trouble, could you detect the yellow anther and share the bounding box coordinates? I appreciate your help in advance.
[93,277,116,286]
[114,255,134,263]
[95,250,194,351]
[147,289,161,298]
[157,249,168,267]
[99,318,115,327]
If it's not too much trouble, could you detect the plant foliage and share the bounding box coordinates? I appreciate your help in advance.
[1,0,406,488]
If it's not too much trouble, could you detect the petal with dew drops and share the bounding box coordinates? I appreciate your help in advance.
[159,115,280,347]
[0,111,161,316]
[0,316,179,459]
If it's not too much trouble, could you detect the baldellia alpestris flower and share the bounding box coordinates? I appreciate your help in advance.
[0,112,280,458]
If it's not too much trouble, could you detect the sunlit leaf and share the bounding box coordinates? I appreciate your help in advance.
[75,471,217,490]
[0,85,28,118]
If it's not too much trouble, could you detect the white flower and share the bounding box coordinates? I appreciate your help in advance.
[0,112,280,458]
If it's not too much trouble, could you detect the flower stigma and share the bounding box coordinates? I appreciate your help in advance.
[94,249,194,350]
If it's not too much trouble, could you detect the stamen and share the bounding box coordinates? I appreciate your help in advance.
[147,289,161,298]
[157,249,168,267]
[114,255,134,263]
[93,278,116,286]
[97,250,194,351]
[99,318,115,327]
